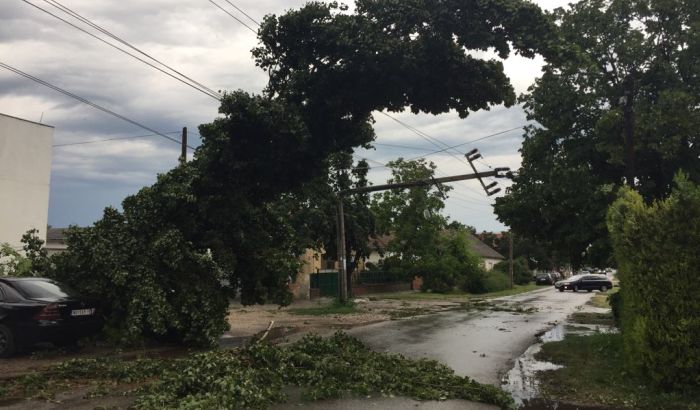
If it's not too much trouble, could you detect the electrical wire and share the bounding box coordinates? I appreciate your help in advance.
[53,131,183,147]
[209,0,258,34]
[222,0,260,25]
[0,61,195,150]
[21,0,221,101]
[44,0,222,99]
[351,154,493,207]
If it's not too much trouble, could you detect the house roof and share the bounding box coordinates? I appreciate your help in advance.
[368,231,504,260]
[465,234,504,260]
[46,228,68,244]
[369,234,393,251]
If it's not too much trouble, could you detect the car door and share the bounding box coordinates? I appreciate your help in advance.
[580,276,594,290]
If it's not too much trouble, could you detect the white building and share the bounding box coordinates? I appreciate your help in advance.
[0,113,54,250]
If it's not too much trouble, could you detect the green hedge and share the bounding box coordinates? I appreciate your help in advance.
[607,174,700,391]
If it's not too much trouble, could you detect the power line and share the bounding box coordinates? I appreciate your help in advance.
[205,0,510,201]
[21,0,221,101]
[0,61,195,150]
[45,0,221,99]
[352,154,492,206]
[222,0,260,25]
[405,126,525,160]
[209,0,258,34]
[53,131,182,147]
[377,112,520,198]
[371,125,525,158]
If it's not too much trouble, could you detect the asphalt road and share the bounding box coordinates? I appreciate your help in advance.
[278,287,597,409]
[346,287,595,385]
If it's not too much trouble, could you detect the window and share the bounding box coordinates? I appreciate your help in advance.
[0,283,24,303]
[11,280,77,299]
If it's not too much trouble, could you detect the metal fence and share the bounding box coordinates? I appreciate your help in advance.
[310,271,338,297]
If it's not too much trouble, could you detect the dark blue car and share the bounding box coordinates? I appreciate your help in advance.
[554,274,613,293]
[0,277,101,357]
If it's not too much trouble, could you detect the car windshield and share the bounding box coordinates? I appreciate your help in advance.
[12,279,77,299]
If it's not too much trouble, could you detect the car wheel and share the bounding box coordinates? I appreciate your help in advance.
[0,324,16,358]
[558,288,564,292]
[587,289,592,293]
[600,286,608,292]
[573,285,579,292]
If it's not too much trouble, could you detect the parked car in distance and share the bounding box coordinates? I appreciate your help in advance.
[555,274,613,293]
[535,273,555,285]
[0,277,101,357]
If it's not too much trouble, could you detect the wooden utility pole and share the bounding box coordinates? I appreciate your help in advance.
[335,167,510,303]
[180,127,188,165]
[509,231,514,289]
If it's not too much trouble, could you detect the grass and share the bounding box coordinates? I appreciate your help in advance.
[372,283,542,302]
[535,332,700,409]
[287,300,358,316]
[587,287,619,309]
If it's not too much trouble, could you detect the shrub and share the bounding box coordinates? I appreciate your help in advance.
[493,257,532,285]
[417,230,484,293]
[51,209,231,347]
[0,244,31,277]
[608,291,623,328]
[482,270,510,293]
[607,173,700,391]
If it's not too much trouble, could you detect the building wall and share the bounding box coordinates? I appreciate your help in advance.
[0,114,54,250]
[293,248,323,300]
[483,257,503,272]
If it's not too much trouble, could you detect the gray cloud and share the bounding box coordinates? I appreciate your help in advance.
[1,0,569,232]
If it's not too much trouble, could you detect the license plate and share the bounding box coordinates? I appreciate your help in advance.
[71,308,95,316]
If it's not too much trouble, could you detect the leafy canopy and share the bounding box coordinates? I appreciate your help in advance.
[495,0,700,266]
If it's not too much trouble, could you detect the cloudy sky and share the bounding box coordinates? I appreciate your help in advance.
[0,0,570,233]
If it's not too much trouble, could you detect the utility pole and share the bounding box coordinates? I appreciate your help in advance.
[180,127,188,165]
[509,231,514,289]
[336,197,348,303]
[335,166,510,303]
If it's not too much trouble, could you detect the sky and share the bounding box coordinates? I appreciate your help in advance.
[0,0,572,233]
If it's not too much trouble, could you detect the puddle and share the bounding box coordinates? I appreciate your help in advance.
[502,322,617,408]
[501,324,565,407]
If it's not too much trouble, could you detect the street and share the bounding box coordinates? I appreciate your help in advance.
[348,287,595,384]
[278,287,597,409]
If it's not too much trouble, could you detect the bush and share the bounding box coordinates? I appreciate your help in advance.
[493,257,532,285]
[51,211,231,347]
[482,270,511,293]
[608,291,623,328]
[417,230,484,293]
[607,173,700,390]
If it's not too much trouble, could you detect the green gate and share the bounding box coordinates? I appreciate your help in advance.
[310,271,338,297]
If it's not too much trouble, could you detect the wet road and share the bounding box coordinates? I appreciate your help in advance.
[346,287,595,385]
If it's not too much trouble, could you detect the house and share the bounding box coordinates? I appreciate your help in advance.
[364,232,505,271]
[464,234,505,271]
[0,113,54,250]
[45,228,69,256]
[288,231,505,299]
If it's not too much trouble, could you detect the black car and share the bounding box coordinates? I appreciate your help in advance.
[535,273,555,285]
[554,274,613,293]
[0,277,101,357]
